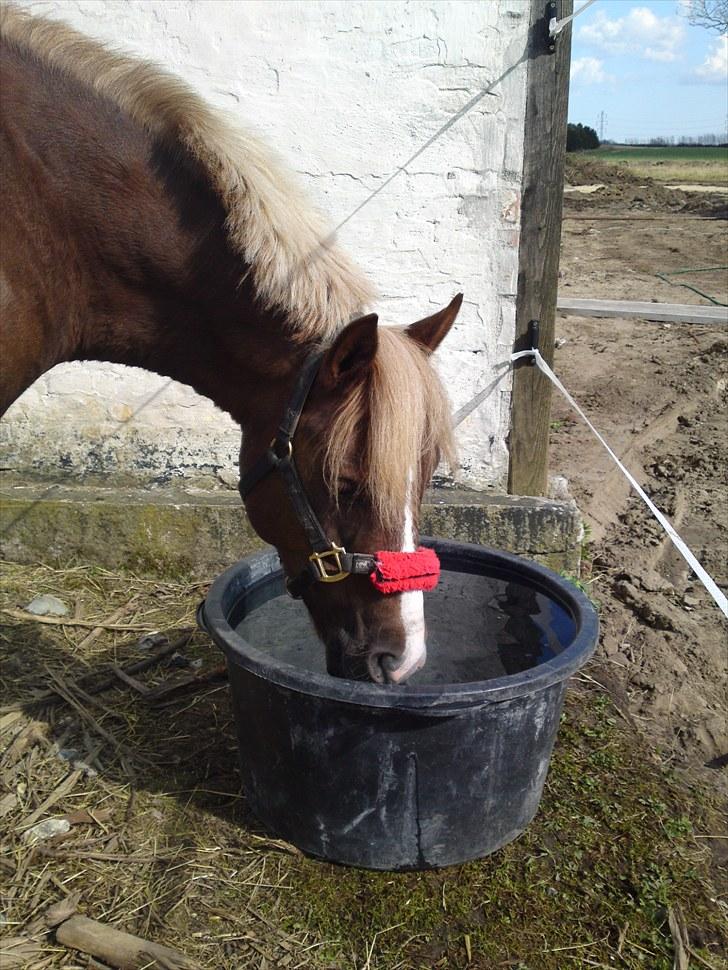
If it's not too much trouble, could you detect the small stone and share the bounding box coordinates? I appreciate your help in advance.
[23,817,71,844]
[25,594,68,617]
[613,580,640,606]
[137,632,167,652]
[57,747,80,762]
[683,594,700,608]
[639,568,673,594]
[73,760,98,778]
[217,467,239,488]
[548,475,571,501]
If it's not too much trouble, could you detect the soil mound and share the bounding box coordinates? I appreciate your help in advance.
[564,153,726,217]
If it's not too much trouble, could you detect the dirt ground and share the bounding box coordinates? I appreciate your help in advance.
[556,156,728,782]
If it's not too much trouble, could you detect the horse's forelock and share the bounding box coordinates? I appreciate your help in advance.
[324,328,454,534]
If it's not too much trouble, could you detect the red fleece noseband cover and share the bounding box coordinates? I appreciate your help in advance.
[370,547,440,594]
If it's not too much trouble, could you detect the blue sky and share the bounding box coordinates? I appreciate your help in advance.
[568,0,728,141]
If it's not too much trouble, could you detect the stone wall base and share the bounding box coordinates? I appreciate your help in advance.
[0,484,583,580]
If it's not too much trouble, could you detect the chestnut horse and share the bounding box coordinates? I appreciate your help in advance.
[0,6,462,683]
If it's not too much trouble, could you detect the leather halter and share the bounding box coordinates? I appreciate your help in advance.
[238,352,378,599]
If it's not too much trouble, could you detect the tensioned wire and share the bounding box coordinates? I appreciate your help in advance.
[511,350,728,619]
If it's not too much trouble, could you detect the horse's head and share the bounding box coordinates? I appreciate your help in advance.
[240,294,462,683]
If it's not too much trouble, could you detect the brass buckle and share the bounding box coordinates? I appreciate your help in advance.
[309,544,349,583]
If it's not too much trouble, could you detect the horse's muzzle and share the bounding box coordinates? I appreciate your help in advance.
[380,645,427,684]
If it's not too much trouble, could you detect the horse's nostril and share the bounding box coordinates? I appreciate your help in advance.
[367,651,396,684]
[380,645,427,684]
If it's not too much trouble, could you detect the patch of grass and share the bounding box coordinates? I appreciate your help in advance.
[268,692,727,969]
[559,571,597,605]
[593,146,727,162]
[587,146,728,186]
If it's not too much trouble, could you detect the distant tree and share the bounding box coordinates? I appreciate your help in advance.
[681,0,728,32]
[566,123,600,151]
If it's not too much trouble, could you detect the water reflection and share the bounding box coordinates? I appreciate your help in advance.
[235,570,576,686]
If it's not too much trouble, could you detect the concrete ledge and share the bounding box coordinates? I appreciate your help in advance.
[0,484,583,579]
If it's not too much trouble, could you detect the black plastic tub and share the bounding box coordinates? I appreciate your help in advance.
[200,538,599,870]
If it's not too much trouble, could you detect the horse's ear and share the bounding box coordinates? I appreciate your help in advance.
[320,313,379,388]
[406,293,463,353]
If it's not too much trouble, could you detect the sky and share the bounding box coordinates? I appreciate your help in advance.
[567,0,728,142]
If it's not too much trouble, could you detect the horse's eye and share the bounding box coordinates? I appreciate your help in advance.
[337,479,359,500]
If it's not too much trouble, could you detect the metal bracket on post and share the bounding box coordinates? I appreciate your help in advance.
[526,319,540,364]
[546,1,557,54]
[549,0,596,49]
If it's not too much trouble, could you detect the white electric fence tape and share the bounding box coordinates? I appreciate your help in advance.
[549,0,598,38]
[510,349,728,619]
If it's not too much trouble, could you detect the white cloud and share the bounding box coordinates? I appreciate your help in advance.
[693,34,728,83]
[571,56,614,84]
[578,6,685,62]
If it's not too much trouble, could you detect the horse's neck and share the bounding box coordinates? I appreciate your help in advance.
[1,41,312,425]
[35,168,307,427]
[73,199,309,427]
[76,237,312,430]
[66,144,311,426]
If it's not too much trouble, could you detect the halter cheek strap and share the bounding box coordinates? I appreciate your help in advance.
[238,351,441,599]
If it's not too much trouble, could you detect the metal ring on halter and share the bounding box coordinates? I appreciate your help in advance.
[268,438,293,464]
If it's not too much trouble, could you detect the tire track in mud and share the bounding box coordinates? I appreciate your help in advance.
[584,397,694,538]
[550,303,727,778]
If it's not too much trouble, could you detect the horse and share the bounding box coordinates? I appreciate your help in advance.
[0,5,462,684]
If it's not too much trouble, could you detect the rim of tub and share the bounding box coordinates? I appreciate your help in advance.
[201,536,600,717]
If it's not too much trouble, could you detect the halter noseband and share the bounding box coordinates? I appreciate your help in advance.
[238,351,440,599]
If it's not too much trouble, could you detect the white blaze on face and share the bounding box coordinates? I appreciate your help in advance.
[389,471,427,683]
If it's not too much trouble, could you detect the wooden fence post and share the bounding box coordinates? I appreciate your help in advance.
[508,0,573,496]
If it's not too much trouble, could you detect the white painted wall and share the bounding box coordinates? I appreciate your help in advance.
[1,0,530,489]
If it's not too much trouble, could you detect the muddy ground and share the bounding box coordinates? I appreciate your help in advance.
[556,156,727,782]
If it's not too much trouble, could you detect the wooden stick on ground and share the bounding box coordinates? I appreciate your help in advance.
[0,632,195,713]
[16,768,84,832]
[0,893,80,969]
[111,665,151,696]
[1,609,161,631]
[56,915,201,970]
[143,664,228,702]
[77,596,141,650]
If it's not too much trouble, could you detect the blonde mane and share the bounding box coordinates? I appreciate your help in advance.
[324,329,455,532]
[0,3,374,340]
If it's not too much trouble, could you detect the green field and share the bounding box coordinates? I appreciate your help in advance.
[594,146,727,161]
[588,146,728,185]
